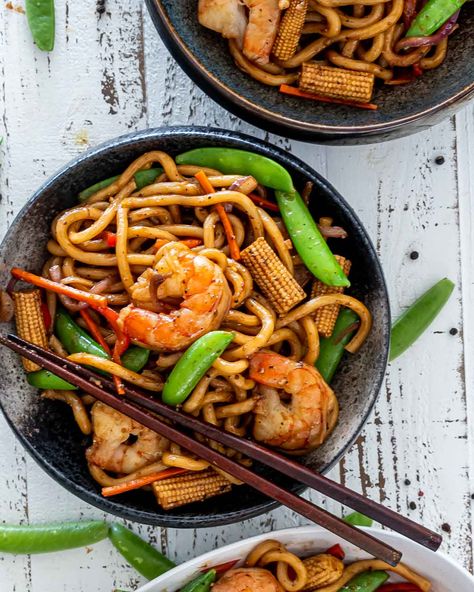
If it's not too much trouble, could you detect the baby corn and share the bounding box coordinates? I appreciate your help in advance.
[241,237,306,315]
[301,554,345,591]
[299,63,375,103]
[311,256,351,337]
[13,289,49,372]
[273,0,308,61]
[152,469,232,510]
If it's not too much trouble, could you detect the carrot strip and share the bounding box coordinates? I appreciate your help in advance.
[248,192,279,212]
[154,238,202,251]
[11,268,108,308]
[279,85,378,111]
[101,467,187,497]
[195,170,241,261]
[80,309,126,395]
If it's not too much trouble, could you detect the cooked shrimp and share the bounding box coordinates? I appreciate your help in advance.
[118,243,232,352]
[242,0,281,64]
[249,352,334,451]
[198,0,247,45]
[86,402,168,474]
[213,568,284,592]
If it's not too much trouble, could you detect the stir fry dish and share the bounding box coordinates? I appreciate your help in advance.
[198,0,467,108]
[179,539,432,592]
[5,147,372,510]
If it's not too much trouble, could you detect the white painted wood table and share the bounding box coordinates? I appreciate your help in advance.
[0,2,473,590]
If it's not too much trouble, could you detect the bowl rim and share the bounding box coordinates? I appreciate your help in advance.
[136,525,474,591]
[0,125,390,527]
[144,0,474,141]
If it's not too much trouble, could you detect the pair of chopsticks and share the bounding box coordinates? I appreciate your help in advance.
[0,333,442,566]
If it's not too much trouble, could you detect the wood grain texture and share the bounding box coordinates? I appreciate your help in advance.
[0,1,473,590]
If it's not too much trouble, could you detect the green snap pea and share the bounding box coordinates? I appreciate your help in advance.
[175,148,294,193]
[406,0,466,37]
[0,521,108,554]
[25,0,55,52]
[389,278,454,361]
[276,190,350,287]
[27,309,150,390]
[344,511,373,527]
[339,570,389,592]
[316,308,359,383]
[109,523,175,580]
[162,331,234,406]
[27,369,77,391]
[78,168,163,202]
[180,569,217,592]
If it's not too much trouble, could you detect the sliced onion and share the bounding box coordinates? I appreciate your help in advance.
[397,11,460,50]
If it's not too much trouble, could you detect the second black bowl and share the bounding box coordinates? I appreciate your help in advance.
[0,127,390,526]
[145,0,474,144]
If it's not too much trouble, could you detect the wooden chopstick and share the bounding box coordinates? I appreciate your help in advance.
[0,333,403,566]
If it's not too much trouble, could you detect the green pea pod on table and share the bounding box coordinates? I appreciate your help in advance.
[275,190,350,287]
[406,0,466,37]
[315,308,359,383]
[162,331,234,405]
[0,521,108,554]
[25,0,55,52]
[27,309,150,390]
[180,569,217,592]
[78,168,163,202]
[108,523,175,580]
[176,148,294,193]
[390,278,454,361]
[344,511,374,527]
[339,570,389,592]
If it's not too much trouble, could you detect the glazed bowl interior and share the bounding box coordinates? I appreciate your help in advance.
[145,0,474,143]
[0,127,390,527]
[137,526,474,591]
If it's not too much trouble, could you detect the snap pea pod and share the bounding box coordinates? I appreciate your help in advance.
[176,148,294,193]
[0,521,108,554]
[406,0,466,37]
[276,190,350,287]
[344,511,374,527]
[339,570,389,592]
[27,309,150,389]
[389,277,454,361]
[78,168,163,202]
[25,0,55,52]
[109,523,175,580]
[315,308,359,383]
[180,569,217,592]
[162,331,234,405]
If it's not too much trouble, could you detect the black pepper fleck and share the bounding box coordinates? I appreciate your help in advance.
[410,251,419,260]
[409,501,417,510]
[404,479,411,485]
[441,523,451,533]
[435,155,445,165]
[449,328,458,335]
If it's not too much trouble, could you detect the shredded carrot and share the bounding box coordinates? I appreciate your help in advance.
[248,192,279,212]
[154,238,202,252]
[180,239,202,248]
[279,85,378,111]
[195,170,241,261]
[101,467,187,497]
[11,268,108,308]
[79,308,126,395]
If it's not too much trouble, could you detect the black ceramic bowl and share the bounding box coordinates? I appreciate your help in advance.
[145,0,474,144]
[0,127,390,526]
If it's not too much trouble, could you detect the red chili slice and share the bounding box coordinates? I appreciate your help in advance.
[325,543,345,560]
[200,559,240,575]
[378,584,423,592]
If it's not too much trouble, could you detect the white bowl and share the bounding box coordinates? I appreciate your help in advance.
[137,526,474,592]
